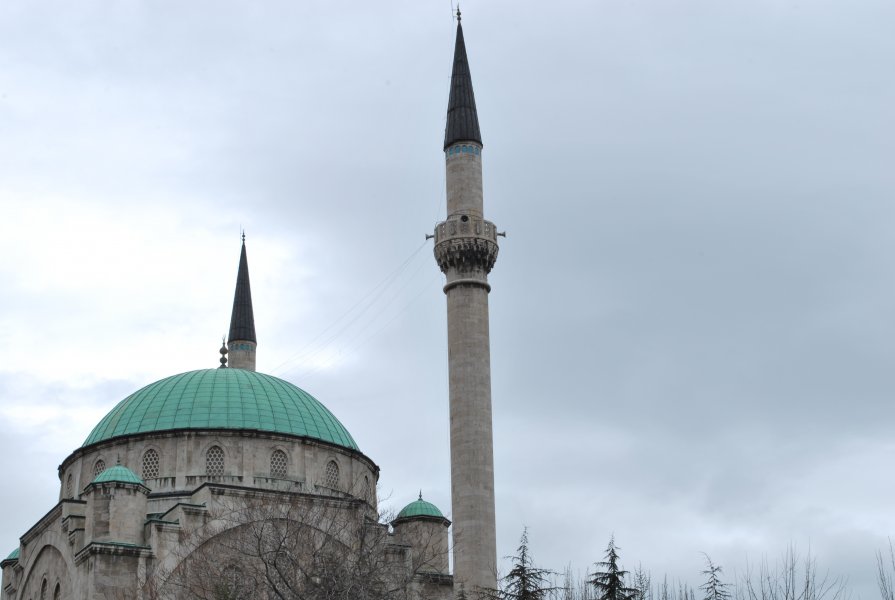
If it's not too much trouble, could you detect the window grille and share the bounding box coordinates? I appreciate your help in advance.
[206,446,225,477]
[142,449,160,479]
[324,460,339,488]
[94,460,106,477]
[270,450,287,478]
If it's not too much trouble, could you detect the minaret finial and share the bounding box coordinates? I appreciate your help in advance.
[241,229,245,244]
[456,4,461,22]
[219,336,228,368]
[419,490,423,500]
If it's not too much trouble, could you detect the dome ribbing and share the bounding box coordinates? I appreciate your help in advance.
[83,369,358,450]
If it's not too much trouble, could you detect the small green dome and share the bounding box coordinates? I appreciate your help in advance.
[4,547,19,561]
[92,464,144,486]
[396,495,446,520]
[84,369,358,450]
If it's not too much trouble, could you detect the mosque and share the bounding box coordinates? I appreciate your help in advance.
[1,14,499,600]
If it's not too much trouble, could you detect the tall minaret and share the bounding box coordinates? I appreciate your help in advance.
[227,235,257,371]
[433,13,500,594]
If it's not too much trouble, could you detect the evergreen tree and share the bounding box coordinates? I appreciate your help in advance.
[699,555,730,600]
[588,536,640,600]
[487,528,560,600]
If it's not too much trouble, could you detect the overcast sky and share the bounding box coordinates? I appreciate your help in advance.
[1,0,893,597]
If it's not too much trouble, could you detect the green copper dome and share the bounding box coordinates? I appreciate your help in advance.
[84,369,358,450]
[92,464,144,486]
[396,495,446,520]
[4,548,18,561]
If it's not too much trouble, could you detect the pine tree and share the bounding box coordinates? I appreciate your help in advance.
[490,528,560,600]
[588,536,640,600]
[699,555,730,600]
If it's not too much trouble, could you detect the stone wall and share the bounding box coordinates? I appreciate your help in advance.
[58,431,378,511]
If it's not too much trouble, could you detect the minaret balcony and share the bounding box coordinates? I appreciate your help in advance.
[433,215,499,278]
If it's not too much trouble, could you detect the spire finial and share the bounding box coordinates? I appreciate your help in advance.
[219,336,228,368]
[241,229,245,244]
[419,490,423,500]
[456,4,461,22]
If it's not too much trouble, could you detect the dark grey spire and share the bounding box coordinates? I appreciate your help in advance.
[228,237,256,344]
[443,20,482,150]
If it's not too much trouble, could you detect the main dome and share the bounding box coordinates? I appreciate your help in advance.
[83,369,358,450]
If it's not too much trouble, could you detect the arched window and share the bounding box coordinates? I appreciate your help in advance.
[93,459,106,477]
[142,449,160,479]
[66,473,73,497]
[270,450,287,478]
[53,584,60,600]
[324,460,339,488]
[206,446,224,477]
[363,475,372,502]
[40,579,47,600]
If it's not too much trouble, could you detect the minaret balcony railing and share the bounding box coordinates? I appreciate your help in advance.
[433,215,498,244]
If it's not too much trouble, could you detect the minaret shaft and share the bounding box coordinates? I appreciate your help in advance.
[446,149,484,218]
[446,281,497,591]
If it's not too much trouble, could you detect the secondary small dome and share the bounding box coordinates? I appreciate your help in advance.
[395,495,447,521]
[83,369,358,450]
[91,464,144,486]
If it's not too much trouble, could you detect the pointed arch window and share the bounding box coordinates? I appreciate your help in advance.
[66,473,73,497]
[206,446,225,477]
[40,579,47,600]
[53,584,60,600]
[270,450,287,479]
[142,449,160,479]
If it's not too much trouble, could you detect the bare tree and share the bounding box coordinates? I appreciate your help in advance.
[559,568,595,600]
[735,546,849,600]
[632,565,652,600]
[141,487,450,600]
[877,539,895,600]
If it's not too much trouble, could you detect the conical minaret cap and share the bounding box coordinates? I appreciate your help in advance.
[228,238,256,344]
[443,21,482,150]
